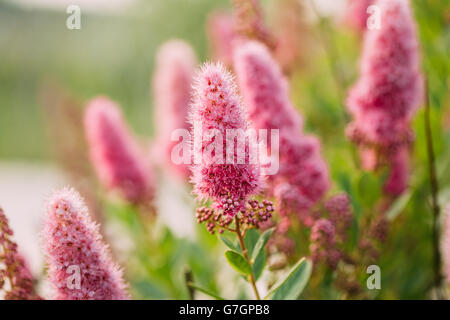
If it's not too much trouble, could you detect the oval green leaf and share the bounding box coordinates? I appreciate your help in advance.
[251,227,275,262]
[264,257,312,300]
[225,250,252,275]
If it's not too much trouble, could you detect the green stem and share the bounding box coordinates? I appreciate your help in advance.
[424,79,445,299]
[235,216,261,300]
[184,268,195,300]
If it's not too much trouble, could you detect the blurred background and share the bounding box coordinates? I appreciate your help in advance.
[0,0,449,299]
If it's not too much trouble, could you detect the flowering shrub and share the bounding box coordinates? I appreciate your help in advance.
[0,0,449,301]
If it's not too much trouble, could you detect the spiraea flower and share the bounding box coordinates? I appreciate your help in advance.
[84,97,154,204]
[0,208,41,300]
[310,218,341,269]
[324,193,353,241]
[153,40,197,180]
[346,0,423,195]
[206,11,236,66]
[344,0,375,33]
[189,62,262,216]
[231,0,276,50]
[43,187,130,300]
[233,40,329,222]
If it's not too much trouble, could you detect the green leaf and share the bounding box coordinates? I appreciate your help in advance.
[244,228,260,257]
[252,250,266,281]
[251,227,275,262]
[187,282,225,300]
[219,236,240,252]
[386,190,412,221]
[264,258,312,300]
[225,250,252,275]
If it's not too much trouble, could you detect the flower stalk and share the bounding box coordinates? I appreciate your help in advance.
[424,79,444,299]
[235,215,261,300]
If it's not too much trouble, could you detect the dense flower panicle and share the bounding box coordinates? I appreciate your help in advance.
[368,214,389,243]
[84,97,154,204]
[0,208,41,300]
[346,0,423,195]
[347,0,423,147]
[443,205,450,283]
[233,41,302,132]
[153,40,197,179]
[43,188,130,300]
[277,135,329,203]
[231,0,276,50]
[344,0,375,32]
[310,219,340,269]
[189,63,262,216]
[325,193,353,240]
[233,41,329,220]
[207,11,236,66]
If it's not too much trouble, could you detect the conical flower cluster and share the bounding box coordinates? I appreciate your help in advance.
[189,63,262,216]
[42,187,130,300]
[84,97,154,203]
[346,0,423,195]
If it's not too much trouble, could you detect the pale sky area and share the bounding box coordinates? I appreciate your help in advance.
[7,0,346,16]
[6,0,138,13]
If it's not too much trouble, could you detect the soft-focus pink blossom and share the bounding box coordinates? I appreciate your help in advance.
[189,63,262,216]
[153,40,197,180]
[233,41,329,221]
[344,0,375,33]
[325,193,353,240]
[346,0,423,195]
[233,41,302,132]
[43,187,130,300]
[310,218,340,269]
[207,11,236,66]
[347,0,423,147]
[84,97,154,204]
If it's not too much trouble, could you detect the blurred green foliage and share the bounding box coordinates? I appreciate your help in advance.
[0,0,228,159]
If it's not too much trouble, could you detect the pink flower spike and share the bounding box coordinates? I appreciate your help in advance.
[325,193,353,240]
[346,0,422,196]
[233,40,302,133]
[234,41,329,218]
[43,187,130,300]
[310,218,340,269]
[84,97,154,204]
[346,0,423,147]
[189,62,262,216]
[153,40,197,180]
